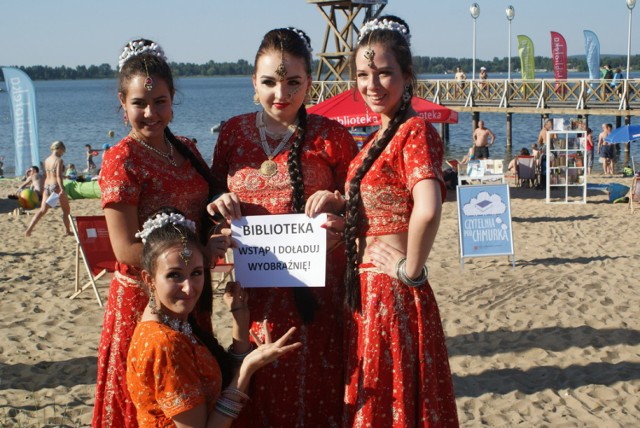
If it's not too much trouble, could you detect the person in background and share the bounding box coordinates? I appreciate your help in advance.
[85,144,100,172]
[64,163,78,181]
[611,67,624,95]
[342,15,459,426]
[25,141,72,237]
[126,208,301,427]
[93,38,225,427]
[472,119,496,159]
[454,66,466,98]
[508,147,531,172]
[208,27,358,427]
[15,165,44,199]
[585,128,594,175]
[598,123,614,175]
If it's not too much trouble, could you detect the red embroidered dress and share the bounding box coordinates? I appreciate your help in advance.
[343,117,459,427]
[93,136,210,428]
[211,112,357,427]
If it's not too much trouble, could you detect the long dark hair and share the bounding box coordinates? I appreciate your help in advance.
[255,28,319,323]
[344,16,415,311]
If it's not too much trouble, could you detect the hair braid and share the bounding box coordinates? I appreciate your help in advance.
[287,105,307,213]
[344,98,411,311]
[285,105,319,324]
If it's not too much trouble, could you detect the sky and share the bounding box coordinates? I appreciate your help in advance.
[1,0,637,68]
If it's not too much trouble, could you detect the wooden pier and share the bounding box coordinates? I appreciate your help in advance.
[311,78,640,147]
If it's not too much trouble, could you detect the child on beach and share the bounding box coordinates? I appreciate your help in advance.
[85,144,100,172]
[126,209,300,427]
[64,163,78,181]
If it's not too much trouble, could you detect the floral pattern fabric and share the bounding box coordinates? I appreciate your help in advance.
[211,112,358,427]
[127,322,222,427]
[346,117,446,237]
[93,136,210,428]
[343,118,459,427]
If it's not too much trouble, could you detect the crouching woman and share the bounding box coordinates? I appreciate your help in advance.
[127,209,301,427]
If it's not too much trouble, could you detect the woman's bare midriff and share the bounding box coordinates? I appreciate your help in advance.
[358,231,408,264]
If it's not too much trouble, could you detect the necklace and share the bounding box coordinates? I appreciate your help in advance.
[131,132,177,167]
[256,111,297,177]
[160,312,197,344]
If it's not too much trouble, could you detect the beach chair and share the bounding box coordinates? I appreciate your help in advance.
[629,176,640,212]
[515,156,536,188]
[212,250,234,290]
[69,215,116,307]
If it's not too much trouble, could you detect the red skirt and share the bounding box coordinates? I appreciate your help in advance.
[344,266,459,427]
[92,272,146,428]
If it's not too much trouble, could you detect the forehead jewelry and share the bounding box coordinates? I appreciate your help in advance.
[275,40,287,81]
[143,59,154,91]
[363,33,376,69]
[363,46,376,69]
[173,225,193,265]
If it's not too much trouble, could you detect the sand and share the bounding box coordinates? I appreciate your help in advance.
[0,176,639,427]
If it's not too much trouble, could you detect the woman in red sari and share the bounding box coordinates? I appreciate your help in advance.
[93,39,223,427]
[342,16,459,427]
[208,28,358,427]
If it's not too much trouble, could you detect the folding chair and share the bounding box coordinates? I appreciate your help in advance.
[211,250,234,290]
[515,156,537,188]
[69,215,116,307]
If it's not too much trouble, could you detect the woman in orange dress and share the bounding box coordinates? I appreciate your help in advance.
[127,209,300,427]
[342,16,459,427]
[208,28,357,427]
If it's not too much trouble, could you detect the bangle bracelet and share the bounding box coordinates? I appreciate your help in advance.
[395,257,428,287]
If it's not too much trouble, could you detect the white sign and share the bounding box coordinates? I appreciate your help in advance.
[231,213,327,288]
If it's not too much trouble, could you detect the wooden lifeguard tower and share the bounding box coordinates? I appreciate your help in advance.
[307,0,387,81]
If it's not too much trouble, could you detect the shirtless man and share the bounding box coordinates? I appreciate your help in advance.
[598,123,614,175]
[472,120,496,159]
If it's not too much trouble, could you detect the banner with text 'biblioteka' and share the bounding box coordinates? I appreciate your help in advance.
[550,31,568,80]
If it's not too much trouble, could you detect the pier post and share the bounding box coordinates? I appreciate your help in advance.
[472,111,479,132]
[506,113,513,149]
[439,123,450,144]
[624,115,631,152]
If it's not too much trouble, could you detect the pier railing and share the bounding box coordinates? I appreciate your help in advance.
[311,79,640,116]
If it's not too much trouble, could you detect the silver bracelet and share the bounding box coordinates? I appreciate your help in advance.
[395,257,428,287]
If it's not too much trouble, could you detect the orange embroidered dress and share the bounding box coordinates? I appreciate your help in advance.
[127,322,222,427]
[211,112,357,427]
[94,136,210,428]
[343,117,459,427]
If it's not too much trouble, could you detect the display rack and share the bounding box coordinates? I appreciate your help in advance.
[546,130,587,203]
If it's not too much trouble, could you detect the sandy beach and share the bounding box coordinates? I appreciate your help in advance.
[0,175,639,427]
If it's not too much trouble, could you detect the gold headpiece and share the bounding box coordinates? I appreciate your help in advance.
[275,40,287,81]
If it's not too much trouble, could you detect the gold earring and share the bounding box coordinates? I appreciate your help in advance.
[253,93,260,105]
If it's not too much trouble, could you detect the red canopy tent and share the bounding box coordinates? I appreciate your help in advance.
[308,89,458,127]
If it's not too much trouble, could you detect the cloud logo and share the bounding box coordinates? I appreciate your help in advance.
[463,191,507,216]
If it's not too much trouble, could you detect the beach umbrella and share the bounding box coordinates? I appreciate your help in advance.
[604,124,640,144]
[308,89,458,127]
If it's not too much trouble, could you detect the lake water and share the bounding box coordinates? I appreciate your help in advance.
[1,75,638,176]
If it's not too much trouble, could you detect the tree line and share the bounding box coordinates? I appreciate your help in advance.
[2,55,638,81]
